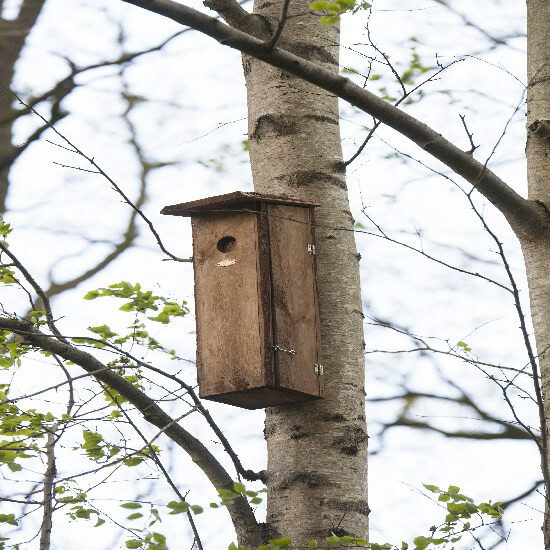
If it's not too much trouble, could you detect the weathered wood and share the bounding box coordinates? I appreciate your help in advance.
[163,192,324,409]
[160,191,321,216]
[192,211,267,397]
[268,204,323,397]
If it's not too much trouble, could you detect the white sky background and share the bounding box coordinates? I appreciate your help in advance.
[0,0,541,548]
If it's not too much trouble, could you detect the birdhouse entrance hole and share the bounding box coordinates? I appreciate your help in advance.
[217,236,236,253]
[161,191,324,409]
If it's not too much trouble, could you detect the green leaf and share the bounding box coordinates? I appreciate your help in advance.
[89,324,118,339]
[190,505,203,515]
[127,513,143,520]
[167,501,190,514]
[233,482,246,493]
[268,538,291,547]
[0,514,17,526]
[308,0,331,9]
[413,537,429,550]
[125,541,142,549]
[217,488,241,502]
[152,533,166,544]
[124,458,143,467]
[319,14,340,25]
[121,503,142,509]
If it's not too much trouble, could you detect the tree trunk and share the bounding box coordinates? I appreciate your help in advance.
[0,0,46,211]
[525,0,550,547]
[243,2,368,545]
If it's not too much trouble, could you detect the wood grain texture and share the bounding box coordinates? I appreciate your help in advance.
[192,211,266,396]
[268,204,323,397]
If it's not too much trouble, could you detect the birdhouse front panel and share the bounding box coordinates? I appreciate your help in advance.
[161,191,324,409]
[191,210,271,398]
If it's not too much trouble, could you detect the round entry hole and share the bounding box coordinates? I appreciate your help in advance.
[217,236,237,253]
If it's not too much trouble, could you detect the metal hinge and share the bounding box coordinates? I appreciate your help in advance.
[273,345,297,355]
[307,244,316,255]
[314,364,324,375]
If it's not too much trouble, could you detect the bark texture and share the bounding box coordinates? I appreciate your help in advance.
[243,1,368,545]
[525,0,550,547]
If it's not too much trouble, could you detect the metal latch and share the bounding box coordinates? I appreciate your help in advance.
[307,244,316,255]
[314,364,324,375]
[273,345,297,355]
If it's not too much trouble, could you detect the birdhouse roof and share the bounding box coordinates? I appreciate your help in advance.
[161,191,321,217]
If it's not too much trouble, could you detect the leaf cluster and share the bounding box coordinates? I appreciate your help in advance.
[212,481,267,509]
[228,485,503,550]
[308,0,371,25]
[84,282,188,324]
[415,484,503,549]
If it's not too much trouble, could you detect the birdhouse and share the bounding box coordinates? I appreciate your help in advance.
[161,191,324,409]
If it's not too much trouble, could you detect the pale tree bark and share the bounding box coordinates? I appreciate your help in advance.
[243,3,368,546]
[525,1,550,547]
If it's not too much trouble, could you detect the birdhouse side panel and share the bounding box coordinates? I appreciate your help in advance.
[267,204,323,398]
[191,212,271,397]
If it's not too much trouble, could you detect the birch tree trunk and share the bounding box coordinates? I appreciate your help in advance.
[525,1,550,547]
[243,2,369,545]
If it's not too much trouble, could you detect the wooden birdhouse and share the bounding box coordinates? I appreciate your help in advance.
[161,191,324,409]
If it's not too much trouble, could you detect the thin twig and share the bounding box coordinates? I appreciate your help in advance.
[459,114,479,154]
[0,241,66,343]
[467,192,550,500]
[101,383,204,550]
[6,325,262,482]
[0,84,190,263]
[344,28,462,166]
[263,0,292,52]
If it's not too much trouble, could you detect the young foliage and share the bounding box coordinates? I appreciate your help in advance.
[227,485,502,550]
[308,0,371,25]
[83,281,188,324]
[211,481,268,509]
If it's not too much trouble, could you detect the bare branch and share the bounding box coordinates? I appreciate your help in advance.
[263,0,292,52]
[38,431,56,550]
[120,0,545,239]
[1,85,191,263]
[101,383,204,550]
[203,0,256,32]
[0,317,262,547]
[0,240,66,343]
[459,114,479,154]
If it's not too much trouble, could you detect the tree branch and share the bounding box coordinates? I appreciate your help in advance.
[263,0,292,52]
[121,0,545,239]
[39,430,57,550]
[0,317,262,547]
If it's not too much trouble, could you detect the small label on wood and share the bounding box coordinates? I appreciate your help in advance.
[217,259,236,267]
